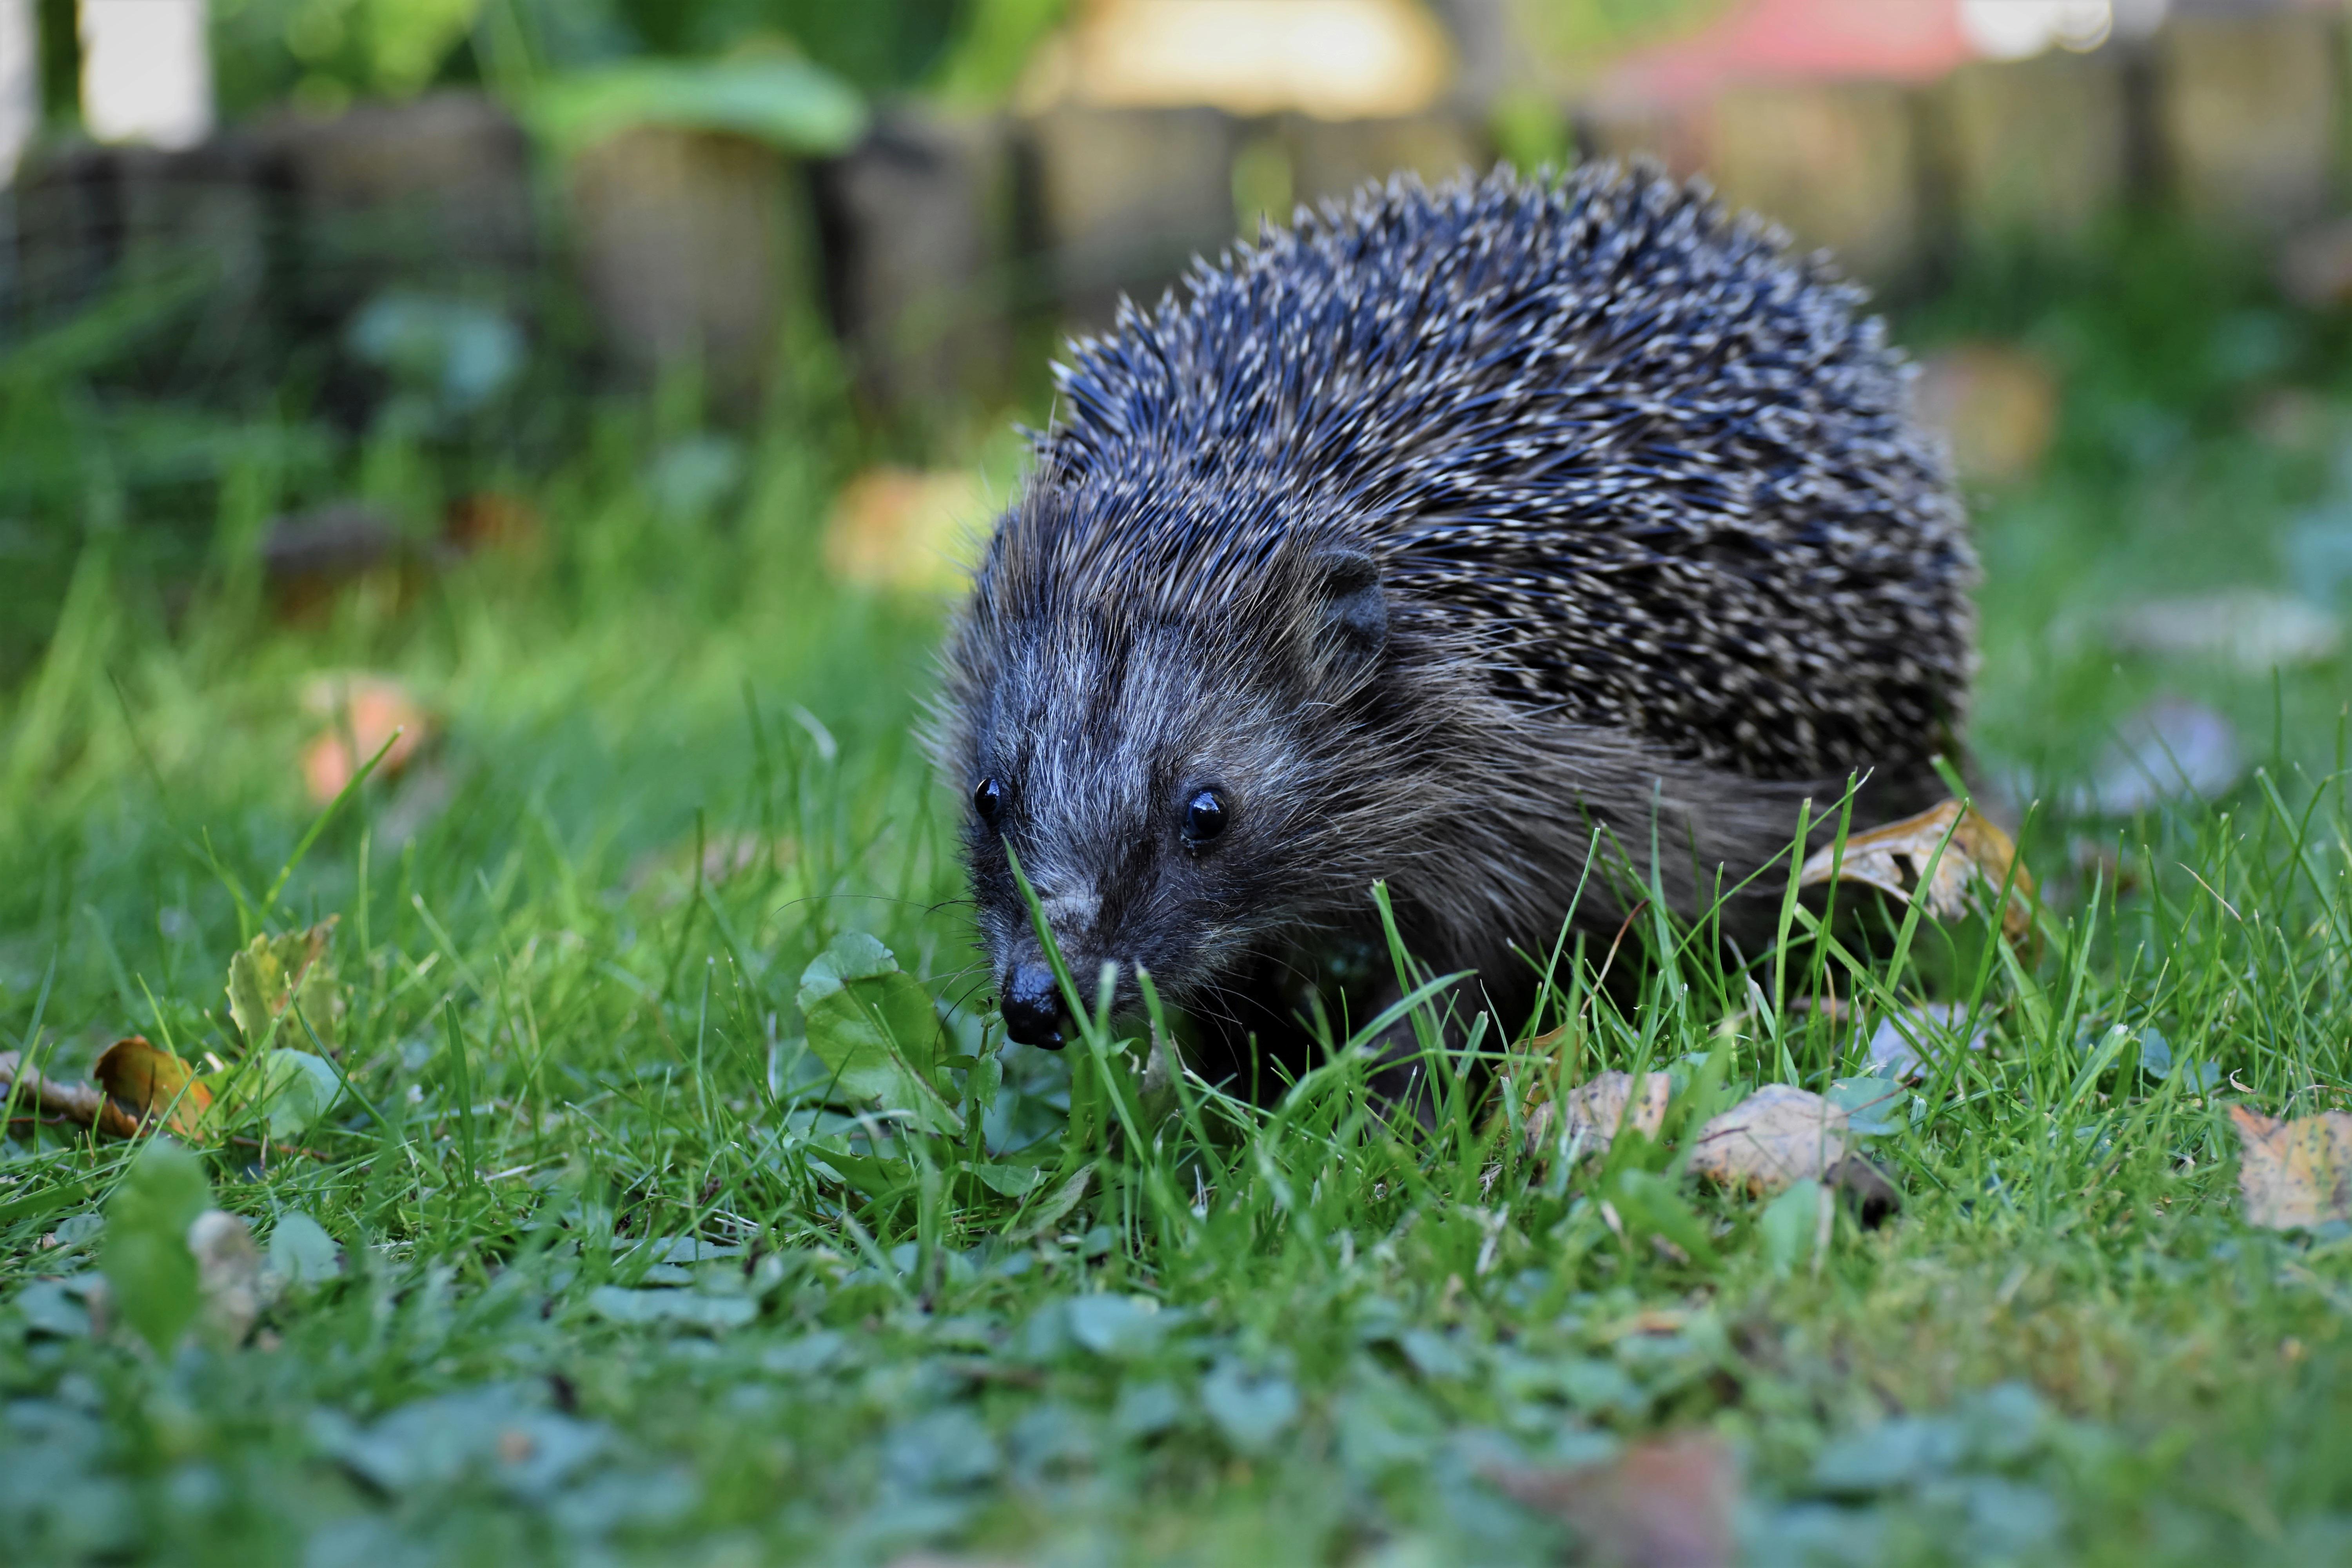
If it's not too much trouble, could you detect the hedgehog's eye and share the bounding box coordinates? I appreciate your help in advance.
[1182,788,1229,845]
[973,777,1007,826]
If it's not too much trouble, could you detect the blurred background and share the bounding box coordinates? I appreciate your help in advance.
[7,0,2352,911]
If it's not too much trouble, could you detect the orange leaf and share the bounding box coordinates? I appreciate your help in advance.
[94,1036,214,1140]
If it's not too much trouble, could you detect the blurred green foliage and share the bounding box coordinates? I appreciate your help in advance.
[1518,0,1734,85]
[207,0,1073,119]
[213,0,489,114]
[1515,0,1740,87]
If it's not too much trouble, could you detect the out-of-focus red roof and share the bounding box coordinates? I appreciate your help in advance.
[1598,0,1975,110]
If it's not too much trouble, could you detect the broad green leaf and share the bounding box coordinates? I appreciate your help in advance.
[1065,1293,1165,1358]
[0,1178,88,1229]
[529,58,868,158]
[1017,1162,1096,1241]
[1610,1166,1719,1267]
[225,920,343,1056]
[1200,1361,1299,1455]
[964,1161,1039,1198]
[1827,1076,1909,1136]
[797,935,960,1133]
[586,1286,759,1330]
[812,1147,914,1200]
[796,931,899,1004]
[1760,1178,1826,1274]
[102,1139,211,1354]
[15,1278,90,1337]
[230,1050,342,1140]
[269,1211,342,1286]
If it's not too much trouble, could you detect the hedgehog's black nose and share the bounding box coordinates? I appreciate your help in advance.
[1001,962,1066,1049]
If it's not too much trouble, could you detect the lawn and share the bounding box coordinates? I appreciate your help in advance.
[6,223,2352,1566]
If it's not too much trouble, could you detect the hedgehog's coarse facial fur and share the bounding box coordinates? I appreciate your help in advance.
[939,510,1396,1040]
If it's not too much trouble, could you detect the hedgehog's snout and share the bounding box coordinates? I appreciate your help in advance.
[1000,962,1067,1049]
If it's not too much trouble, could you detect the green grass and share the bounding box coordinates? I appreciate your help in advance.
[9,228,2352,1566]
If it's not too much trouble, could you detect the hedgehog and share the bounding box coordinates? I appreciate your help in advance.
[933,163,1976,1104]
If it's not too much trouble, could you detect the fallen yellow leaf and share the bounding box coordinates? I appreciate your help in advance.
[1799,799,2034,943]
[1688,1084,1849,1197]
[2229,1104,2352,1230]
[1523,1069,1669,1163]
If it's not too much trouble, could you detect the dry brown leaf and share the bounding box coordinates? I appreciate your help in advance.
[2230,1104,2352,1230]
[300,673,434,805]
[1523,1070,1670,1163]
[0,1050,142,1138]
[1689,1084,1850,1197]
[1799,799,2034,943]
[822,467,987,594]
[1485,1432,1740,1568]
[94,1037,214,1139]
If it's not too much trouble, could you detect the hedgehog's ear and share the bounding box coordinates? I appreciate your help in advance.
[1310,549,1387,675]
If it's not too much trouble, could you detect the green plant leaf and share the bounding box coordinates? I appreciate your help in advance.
[1759,1178,1826,1274]
[797,931,898,1000]
[1610,1167,1719,1268]
[235,1050,342,1140]
[964,1161,1040,1197]
[528,58,869,158]
[797,934,961,1133]
[1827,1076,1910,1136]
[586,1286,759,1330]
[1200,1361,1299,1455]
[269,1211,342,1287]
[101,1139,211,1354]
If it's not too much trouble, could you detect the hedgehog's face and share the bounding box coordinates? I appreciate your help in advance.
[949,551,1388,1049]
